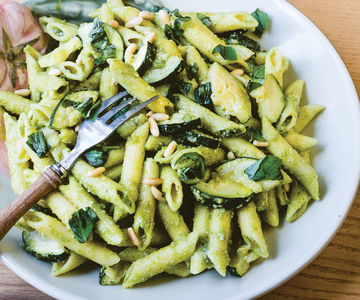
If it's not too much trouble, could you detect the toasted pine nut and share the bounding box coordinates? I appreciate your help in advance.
[143,178,164,186]
[231,69,244,76]
[87,167,105,177]
[75,123,80,132]
[164,141,177,158]
[149,117,159,137]
[151,186,166,202]
[48,69,62,77]
[139,11,154,19]
[151,113,169,122]
[145,31,156,43]
[146,111,154,118]
[159,9,171,26]
[125,16,143,28]
[127,227,140,246]
[253,140,269,147]
[14,89,31,97]
[108,20,119,28]
[283,183,290,193]
[124,43,137,62]
[111,78,117,86]
[227,151,236,160]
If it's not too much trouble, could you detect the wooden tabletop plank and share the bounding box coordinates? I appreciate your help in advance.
[1,0,360,299]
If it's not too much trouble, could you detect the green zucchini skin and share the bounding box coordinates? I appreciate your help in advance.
[190,186,252,209]
[129,42,156,77]
[143,57,186,87]
[158,118,202,134]
[176,130,220,149]
[21,230,69,263]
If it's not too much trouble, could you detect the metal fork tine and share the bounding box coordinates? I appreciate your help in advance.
[100,97,137,123]
[97,91,129,116]
[108,96,159,130]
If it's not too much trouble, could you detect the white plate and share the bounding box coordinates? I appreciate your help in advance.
[1,0,360,299]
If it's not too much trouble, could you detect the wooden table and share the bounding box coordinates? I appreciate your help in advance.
[1,0,360,299]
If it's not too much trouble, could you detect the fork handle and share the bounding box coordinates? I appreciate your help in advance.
[0,167,62,241]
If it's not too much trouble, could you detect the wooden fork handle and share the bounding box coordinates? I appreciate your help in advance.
[0,167,62,241]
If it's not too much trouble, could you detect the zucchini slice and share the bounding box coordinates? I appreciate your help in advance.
[22,230,69,263]
[158,118,201,134]
[142,56,186,86]
[176,130,220,149]
[250,74,285,123]
[216,157,282,193]
[191,176,252,209]
[125,41,156,77]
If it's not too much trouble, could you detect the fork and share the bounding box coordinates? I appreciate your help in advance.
[0,92,158,241]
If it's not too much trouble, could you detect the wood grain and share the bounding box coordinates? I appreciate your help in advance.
[1,0,360,299]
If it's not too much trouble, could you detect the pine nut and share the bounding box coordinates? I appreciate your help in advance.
[151,186,166,202]
[124,43,137,62]
[108,20,119,28]
[127,227,140,246]
[227,151,236,160]
[75,123,80,132]
[14,89,31,97]
[87,167,105,177]
[159,9,171,26]
[231,69,244,76]
[125,16,143,28]
[48,69,62,77]
[163,141,177,158]
[111,78,117,86]
[143,178,164,186]
[149,117,159,137]
[145,31,156,43]
[253,140,269,147]
[146,111,154,118]
[283,183,290,193]
[151,113,169,122]
[139,11,154,19]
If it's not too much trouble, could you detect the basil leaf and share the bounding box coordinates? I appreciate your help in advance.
[150,6,171,14]
[49,99,63,127]
[247,64,265,92]
[69,207,99,243]
[85,150,107,167]
[187,62,199,80]
[245,126,265,142]
[86,99,101,121]
[251,8,268,37]
[173,9,190,21]
[212,45,237,61]
[245,155,283,181]
[62,97,94,117]
[168,80,193,97]
[227,266,241,277]
[197,13,211,26]
[174,152,206,181]
[227,33,261,52]
[195,82,212,108]
[164,24,181,45]
[89,18,116,66]
[26,132,50,158]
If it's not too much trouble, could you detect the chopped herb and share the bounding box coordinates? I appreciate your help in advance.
[68,207,99,243]
[62,97,94,117]
[227,33,261,52]
[89,18,116,66]
[163,9,190,45]
[197,13,211,26]
[100,145,119,151]
[212,45,237,61]
[245,126,265,142]
[174,152,206,181]
[26,132,50,158]
[49,99,63,127]
[187,62,199,80]
[245,155,283,181]
[86,100,101,121]
[150,6,171,14]
[84,150,107,167]
[251,8,268,37]
[195,82,212,109]
[247,63,265,92]
[227,266,241,277]
[168,80,193,97]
